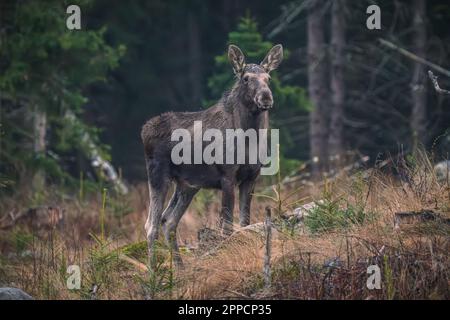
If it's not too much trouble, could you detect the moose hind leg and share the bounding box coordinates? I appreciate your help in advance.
[145,158,169,268]
[162,186,198,267]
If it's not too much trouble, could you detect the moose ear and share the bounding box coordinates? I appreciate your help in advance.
[260,44,283,73]
[228,45,246,76]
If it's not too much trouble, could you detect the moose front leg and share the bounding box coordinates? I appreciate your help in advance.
[219,178,235,236]
[239,178,256,227]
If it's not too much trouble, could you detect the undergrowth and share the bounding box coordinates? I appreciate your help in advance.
[0,151,448,299]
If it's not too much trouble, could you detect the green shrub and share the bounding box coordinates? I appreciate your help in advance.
[304,197,373,234]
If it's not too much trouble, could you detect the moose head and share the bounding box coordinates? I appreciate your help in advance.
[228,44,284,111]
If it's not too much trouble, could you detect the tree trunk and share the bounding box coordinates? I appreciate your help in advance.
[329,0,346,168]
[411,0,427,149]
[32,106,46,189]
[307,0,328,177]
[188,11,203,107]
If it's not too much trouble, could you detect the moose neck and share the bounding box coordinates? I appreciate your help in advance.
[224,83,269,131]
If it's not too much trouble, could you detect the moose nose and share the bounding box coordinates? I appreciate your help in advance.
[257,90,273,110]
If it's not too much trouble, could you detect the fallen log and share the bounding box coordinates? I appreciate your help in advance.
[0,206,64,230]
[394,210,450,229]
[428,70,450,95]
[64,111,128,195]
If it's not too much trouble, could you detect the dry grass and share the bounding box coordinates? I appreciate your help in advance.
[0,153,449,299]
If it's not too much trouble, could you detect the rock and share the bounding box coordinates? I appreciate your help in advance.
[434,161,450,182]
[0,287,34,300]
[323,257,343,269]
[292,200,323,221]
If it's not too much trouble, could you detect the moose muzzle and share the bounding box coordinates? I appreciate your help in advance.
[255,89,273,111]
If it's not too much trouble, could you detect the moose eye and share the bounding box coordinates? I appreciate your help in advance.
[243,76,249,83]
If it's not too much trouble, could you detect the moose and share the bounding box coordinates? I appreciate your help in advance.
[141,44,283,266]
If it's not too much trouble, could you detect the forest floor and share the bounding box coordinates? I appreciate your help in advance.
[0,153,449,299]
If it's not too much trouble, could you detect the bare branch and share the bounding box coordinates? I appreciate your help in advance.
[266,0,311,39]
[379,38,450,78]
[428,70,450,95]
